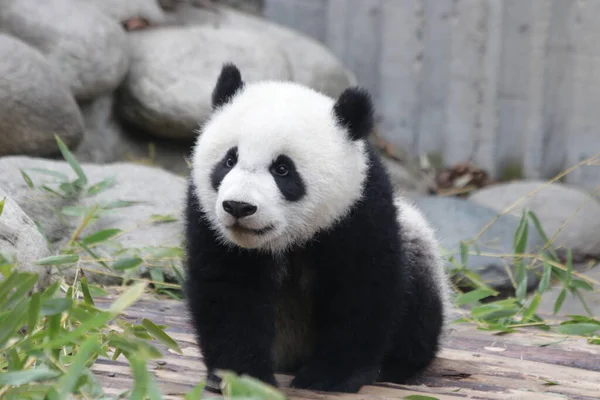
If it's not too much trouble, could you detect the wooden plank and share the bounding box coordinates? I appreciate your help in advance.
[89,296,600,399]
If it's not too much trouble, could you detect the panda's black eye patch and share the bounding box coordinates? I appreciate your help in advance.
[270,155,305,202]
[211,146,237,191]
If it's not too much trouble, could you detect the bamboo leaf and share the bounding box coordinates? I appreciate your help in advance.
[34,254,79,266]
[554,288,567,315]
[81,229,122,246]
[55,134,88,188]
[0,366,61,385]
[538,260,552,293]
[555,323,600,336]
[142,318,182,354]
[113,257,144,271]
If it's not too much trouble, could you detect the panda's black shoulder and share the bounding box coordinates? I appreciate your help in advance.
[311,142,401,249]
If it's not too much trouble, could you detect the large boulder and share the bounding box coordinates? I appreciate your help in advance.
[161,3,356,96]
[216,6,356,97]
[116,25,291,139]
[0,34,84,157]
[76,0,166,24]
[0,0,130,101]
[0,189,53,290]
[411,195,545,292]
[75,93,192,176]
[469,180,600,258]
[0,156,186,286]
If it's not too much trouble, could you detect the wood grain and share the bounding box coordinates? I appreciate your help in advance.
[92,295,600,399]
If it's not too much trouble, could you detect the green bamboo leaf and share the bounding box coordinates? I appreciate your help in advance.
[555,322,600,336]
[61,206,88,217]
[108,281,147,314]
[113,257,144,271]
[27,167,70,182]
[55,134,87,188]
[565,249,573,287]
[56,336,101,398]
[41,281,62,300]
[28,291,41,332]
[554,288,567,315]
[142,318,182,354]
[46,311,113,348]
[81,229,122,246]
[455,288,497,306]
[538,260,552,293]
[87,176,117,196]
[513,210,529,255]
[3,273,38,309]
[459,241,469,267]
[128,356,150,400]
[6,348,22,371]
[0,298,28,348]
[571,279,594,291]
[0,366,61,385]
[102,200,145,210]
[20,170,34,188]
[41,298,73,316]
[527,210,559,259]
[523,292,542,321]
[0,196,5,217]
[184,383,206,400]
[150,214,178,223]
[221,372,285,400]
[80,277,95,305]
[34,254,79,266]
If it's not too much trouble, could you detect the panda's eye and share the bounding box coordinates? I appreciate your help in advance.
[273,164,289,177]
[225,156,236,168]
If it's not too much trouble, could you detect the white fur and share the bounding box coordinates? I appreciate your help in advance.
[191,80,369,254]
[394,195,453,331]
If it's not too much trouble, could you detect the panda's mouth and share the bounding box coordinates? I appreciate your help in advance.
[228,222,275,236]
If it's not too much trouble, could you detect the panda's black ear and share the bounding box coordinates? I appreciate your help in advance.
[333,87,374,141]
[211,63,244,110]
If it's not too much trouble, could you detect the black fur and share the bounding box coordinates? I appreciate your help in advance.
[212,63,244,110]
[269,155,306,202]
[333,87,375,141]
[210,146,237,191]
[183,143,444,393]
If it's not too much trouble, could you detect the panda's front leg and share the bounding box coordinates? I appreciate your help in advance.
[185,258,278,390]
[290,249,399,393]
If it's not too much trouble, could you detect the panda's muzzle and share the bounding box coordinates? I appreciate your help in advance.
[222,201,275,236]
[228,222,274,236]
[222,200,257,218]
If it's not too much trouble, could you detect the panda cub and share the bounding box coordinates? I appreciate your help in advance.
[184,63,451,394]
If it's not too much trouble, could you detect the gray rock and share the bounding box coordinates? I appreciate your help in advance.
[411,195,544,292]
[0,189,53,290]
[76,94,192,176]
[0,34,84,157]
[116,25,291,139]
[0,0,130,101]
[0,156,186,286]
[76,0,166,24]
[161,3,356,97]
[469,180,600,258]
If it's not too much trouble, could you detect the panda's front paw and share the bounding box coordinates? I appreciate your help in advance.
[290,363,378,393]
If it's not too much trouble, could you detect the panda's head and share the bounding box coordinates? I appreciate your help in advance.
[191,63,374,253]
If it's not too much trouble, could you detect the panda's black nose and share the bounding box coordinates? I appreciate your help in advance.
[222,200,257,218]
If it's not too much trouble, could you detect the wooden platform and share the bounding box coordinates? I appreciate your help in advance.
[92,295,600,400]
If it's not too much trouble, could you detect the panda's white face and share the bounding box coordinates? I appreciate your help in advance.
[191,80,370,253]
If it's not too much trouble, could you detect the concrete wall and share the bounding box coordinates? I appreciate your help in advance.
[263,0,600,190]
